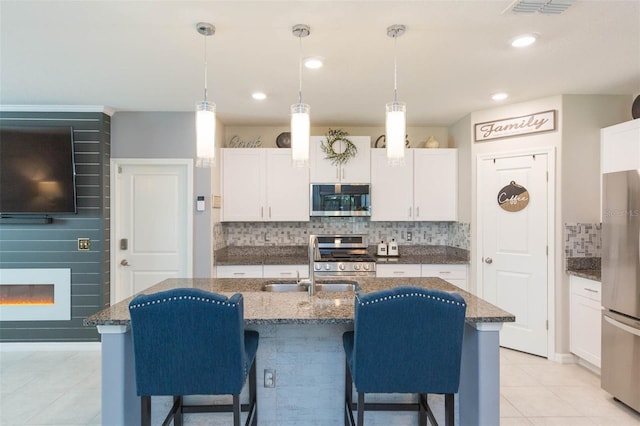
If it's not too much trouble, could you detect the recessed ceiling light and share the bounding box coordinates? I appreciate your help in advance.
[252,92,267,100]
[492,92,509,101]
[511,34,537,48]
[303,57,324,69]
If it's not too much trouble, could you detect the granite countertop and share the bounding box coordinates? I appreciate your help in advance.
[84,277,514,327]
[215,245,469,266]
[566,257,601,281]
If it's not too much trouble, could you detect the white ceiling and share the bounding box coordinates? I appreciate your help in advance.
[1,0,639,126]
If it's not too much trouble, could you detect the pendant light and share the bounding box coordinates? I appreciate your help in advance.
[386,24,406,167]
[195,22,216,168]
[291,24,311,168]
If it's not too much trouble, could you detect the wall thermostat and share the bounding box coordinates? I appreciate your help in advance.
[196,195,205,212]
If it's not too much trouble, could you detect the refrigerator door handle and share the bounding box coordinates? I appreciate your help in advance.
[604,315,640,337]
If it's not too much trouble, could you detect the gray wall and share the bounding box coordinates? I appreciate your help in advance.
[0,111,110,342]
[111,112,213,277]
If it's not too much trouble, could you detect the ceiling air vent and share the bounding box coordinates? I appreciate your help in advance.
[509,0,576,14]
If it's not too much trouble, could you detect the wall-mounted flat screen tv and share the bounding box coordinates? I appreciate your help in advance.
[0,126,77,215]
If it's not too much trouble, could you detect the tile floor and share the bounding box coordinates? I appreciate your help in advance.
[1,346,639,425]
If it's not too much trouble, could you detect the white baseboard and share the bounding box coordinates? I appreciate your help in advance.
[0,342,100,352]
[550,352,578,364]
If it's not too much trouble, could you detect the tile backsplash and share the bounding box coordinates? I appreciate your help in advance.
[217,219,471,250]
[564,223,601,258]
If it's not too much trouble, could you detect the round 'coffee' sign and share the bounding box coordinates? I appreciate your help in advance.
[497,181,530,212]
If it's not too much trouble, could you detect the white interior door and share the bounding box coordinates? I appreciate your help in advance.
[112,160,193,303]
[479,153,548,357]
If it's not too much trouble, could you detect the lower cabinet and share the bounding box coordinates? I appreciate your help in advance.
[215,264,308,279]
[375,264,421,277]
[421,264,468,291]
[215,265,263,278]
[569,275,602,368]
[262,264,308,279]
[375,263,468,291]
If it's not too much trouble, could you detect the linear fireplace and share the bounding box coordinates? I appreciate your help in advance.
[0,269,71,321]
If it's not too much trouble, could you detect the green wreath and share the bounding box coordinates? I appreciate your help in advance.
[321,129,357,166]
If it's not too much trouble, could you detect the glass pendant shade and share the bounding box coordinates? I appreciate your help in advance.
[196,101,216,167]
[386,101,406,166]
[291,103,310,167]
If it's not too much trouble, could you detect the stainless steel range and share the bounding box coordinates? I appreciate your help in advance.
[312,234,376,277]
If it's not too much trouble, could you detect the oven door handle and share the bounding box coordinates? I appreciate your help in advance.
[604,315,640,338]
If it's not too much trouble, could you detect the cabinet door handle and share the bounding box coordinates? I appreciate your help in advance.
[233,272,245,276]
[584,288,599,294]
[342,168,345,180]
[393,271,405,275]
[439,271,451,274]
[336,168,340,179]
[416,206,420,217]
[280,272,293,276]
[261,207,264,218]
[269,206,272,218]
[409,207,412,218]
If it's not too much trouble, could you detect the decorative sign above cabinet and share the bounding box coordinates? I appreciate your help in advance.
[227,134,263,148]
[474,110,556,142]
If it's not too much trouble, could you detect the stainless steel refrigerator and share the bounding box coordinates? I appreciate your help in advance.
[602,170,640,413]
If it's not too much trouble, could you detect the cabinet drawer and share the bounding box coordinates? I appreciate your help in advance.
[216,265,263,278]
[376,264,421,277]
[570,276,601,302]
[421,264,467,279]
[263,265,308,279]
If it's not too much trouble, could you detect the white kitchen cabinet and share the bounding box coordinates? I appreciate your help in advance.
[370,148,457,221]
[222,148,309,222]
[215,265,263,278]
[310,136,371,183]
[263,264,308,279]
[601,118,640,174]
[421,264,468,291]
[216,264,308,279]
[376,263,421,278]
[569,275,602,368]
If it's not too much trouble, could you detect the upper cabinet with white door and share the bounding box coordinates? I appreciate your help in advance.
[310,136,371,183]
[371,148,457,221]
[601,118,640,174]
[221,148,309,221]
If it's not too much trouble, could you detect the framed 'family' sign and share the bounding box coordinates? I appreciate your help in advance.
[474,110,556,142]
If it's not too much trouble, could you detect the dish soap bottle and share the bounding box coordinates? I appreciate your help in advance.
[377,241,388,256]
[388,239,399,257]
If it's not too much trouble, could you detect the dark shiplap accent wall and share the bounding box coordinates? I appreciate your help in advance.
[0,111,110,342]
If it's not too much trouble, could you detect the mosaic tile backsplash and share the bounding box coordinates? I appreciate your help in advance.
[564,223,601,258]
[218,219,471,250]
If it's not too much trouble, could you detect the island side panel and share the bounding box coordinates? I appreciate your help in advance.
[459,322,502,426]
[99,328,139,425]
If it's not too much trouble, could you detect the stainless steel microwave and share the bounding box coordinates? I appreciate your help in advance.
[310,184,371,217]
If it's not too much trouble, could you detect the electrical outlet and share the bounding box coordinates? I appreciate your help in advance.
[407,231,412,241]
[78,238,90,251]
[264,369,276,388]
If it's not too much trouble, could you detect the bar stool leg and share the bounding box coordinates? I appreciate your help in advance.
[357,392,365,426]
[445,393,454,426]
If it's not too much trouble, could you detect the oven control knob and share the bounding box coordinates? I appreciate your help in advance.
[325,264,331,270]
[363,264,370,270]
[339,263,346,271]
[354,264,361,270]
[315,264,322,271]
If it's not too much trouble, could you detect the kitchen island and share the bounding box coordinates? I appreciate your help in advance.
[85,277,514,426]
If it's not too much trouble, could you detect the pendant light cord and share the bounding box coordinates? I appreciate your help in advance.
[393,35,398,104]
[203,33,208,102]
[298,35,303,104]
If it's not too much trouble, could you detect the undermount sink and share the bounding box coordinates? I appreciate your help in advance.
[261,280,359,293]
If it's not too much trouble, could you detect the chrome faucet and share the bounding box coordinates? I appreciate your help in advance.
[300,234,319,295]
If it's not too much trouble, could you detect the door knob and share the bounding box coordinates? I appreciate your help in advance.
[120,259,131,266]
[484,257,493,264]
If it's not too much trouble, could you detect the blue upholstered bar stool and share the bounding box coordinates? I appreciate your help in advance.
[128,288,259,426]
[343,286,467,426]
